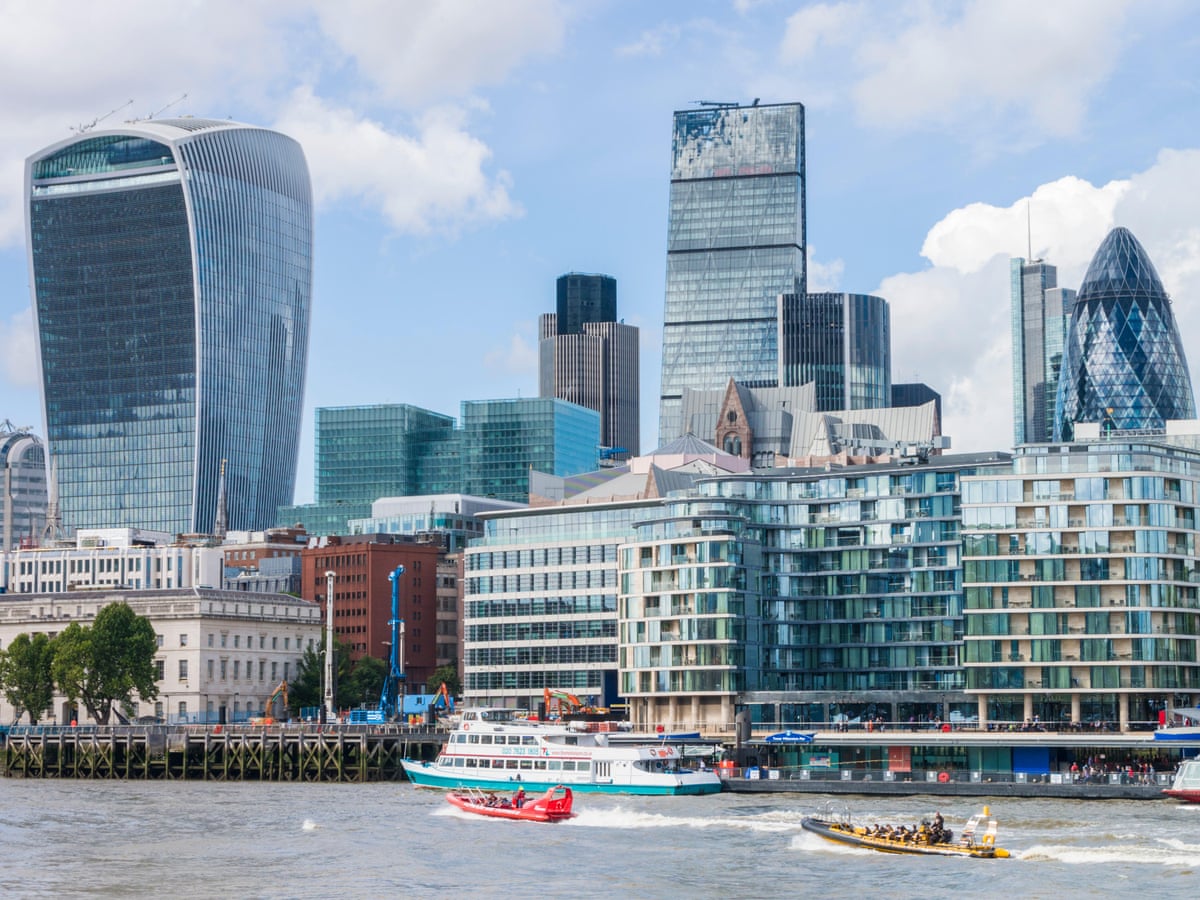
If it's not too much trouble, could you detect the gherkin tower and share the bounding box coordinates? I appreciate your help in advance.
[1054,227,1195,440]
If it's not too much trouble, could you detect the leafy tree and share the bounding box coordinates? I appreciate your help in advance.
[0,632,56,724]
[289,634,356,715]
[427,665,461,697]
[341,656,386,710]
[51,603,158,725]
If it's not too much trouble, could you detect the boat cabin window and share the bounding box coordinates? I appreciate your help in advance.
[479,709,517,723]
[521,737,537,746]
[468,734,479,744]
[480,735,493,744]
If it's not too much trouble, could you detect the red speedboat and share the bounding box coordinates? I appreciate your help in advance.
[446,784,574,822]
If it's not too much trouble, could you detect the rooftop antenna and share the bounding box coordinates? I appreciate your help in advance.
[1027,199,1033,261]
[145,92,188,121]
[71,99,133,134]
[694,100,739,108]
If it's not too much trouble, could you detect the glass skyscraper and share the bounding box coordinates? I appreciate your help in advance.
[1054,227,1195,440]
[658,102,805,442]
[1011,258,1075,445]
[26,119,312,535]
[781,292,891,411]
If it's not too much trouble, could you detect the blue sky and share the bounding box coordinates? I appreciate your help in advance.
[2,0,1200,504]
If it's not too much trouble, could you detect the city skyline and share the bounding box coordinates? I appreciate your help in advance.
[1,2,1200,504]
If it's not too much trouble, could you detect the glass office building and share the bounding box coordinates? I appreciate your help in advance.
[1011,258,1075,445]
[1054,228,1195,440]
[781,292,891,411]
[658,102,805,442]
[26,119,312,535]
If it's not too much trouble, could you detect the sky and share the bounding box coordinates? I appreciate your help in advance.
[2,0,1200,505]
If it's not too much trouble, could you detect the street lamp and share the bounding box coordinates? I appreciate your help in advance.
[324,570,336,723]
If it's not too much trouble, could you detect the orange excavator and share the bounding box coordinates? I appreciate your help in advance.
[544,688,584,718]
[249,680,288,725]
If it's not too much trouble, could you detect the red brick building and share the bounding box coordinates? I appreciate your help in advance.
[301,534,441,689]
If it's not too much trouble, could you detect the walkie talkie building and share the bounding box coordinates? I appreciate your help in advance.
[26,118,313,535]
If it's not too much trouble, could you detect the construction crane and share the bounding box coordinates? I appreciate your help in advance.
[379,565,407,721]
[71,99,133,134]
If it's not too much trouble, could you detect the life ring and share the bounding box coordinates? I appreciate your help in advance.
[937,771,950,783]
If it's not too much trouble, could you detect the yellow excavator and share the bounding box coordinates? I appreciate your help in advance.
[249,680,288,725]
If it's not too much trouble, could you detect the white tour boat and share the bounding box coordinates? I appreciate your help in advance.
[401,708,722,795]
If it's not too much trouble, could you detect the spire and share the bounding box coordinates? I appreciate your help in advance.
[213,458,228,540]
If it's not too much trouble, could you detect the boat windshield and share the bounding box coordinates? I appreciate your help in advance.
[478,709,520,723]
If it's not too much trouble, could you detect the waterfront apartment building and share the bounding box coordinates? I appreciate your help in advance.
[1055,227,1195,440]
[0,587,321,725]
[539,273,640,459]
[26,119,313,535]
[1010,257,1075,446]
[617,454,1009,731]
[300,534,441,689]
[961,437,1200,730]
[1,423,47,554]
[658,102,806,442]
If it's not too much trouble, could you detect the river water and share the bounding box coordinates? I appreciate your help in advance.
[0,780,1197,899]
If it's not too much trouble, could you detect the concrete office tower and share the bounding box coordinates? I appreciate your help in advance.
[26,119,312,535]
[658,102,805,442]
[1011,258,1075,445]
[539,273,640,458]
[1054,227,1195,440]
[780,292,891,411]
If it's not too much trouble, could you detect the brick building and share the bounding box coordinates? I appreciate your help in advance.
[301,534,441,690]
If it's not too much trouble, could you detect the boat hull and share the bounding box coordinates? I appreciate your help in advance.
[402,759,721,795]
[446,786,573,822]
[800,816,1009,859]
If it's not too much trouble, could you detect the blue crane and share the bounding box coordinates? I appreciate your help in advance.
[378,564,407,721]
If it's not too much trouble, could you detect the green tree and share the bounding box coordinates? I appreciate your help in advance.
[342,656,386,710]
[51,603,158,725]
[0,632,57,724]
[289,634,356,715]
[427,665,461,697]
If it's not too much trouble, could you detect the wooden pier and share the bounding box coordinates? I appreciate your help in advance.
[0,726,444,782]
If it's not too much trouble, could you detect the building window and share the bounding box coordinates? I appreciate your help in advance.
[234,660,240,680]
[155,659,165,679]
[207,659,214,679]
[208,634,214,648]
[156,633,164,648]
[220,659,227,679]
[178,660,188,681]
[179,634,188,647]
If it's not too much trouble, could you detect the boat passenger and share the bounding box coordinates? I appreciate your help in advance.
[514,788,526,808]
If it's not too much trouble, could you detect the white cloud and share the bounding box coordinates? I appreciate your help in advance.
[779,2,864,62]
[777,0,1136,138]
[275,88,520,234]
[806,247,845,293]
[616,24,682,58]
[313,0,566,105]
[483,331,538,377]
[885,149,1200,454]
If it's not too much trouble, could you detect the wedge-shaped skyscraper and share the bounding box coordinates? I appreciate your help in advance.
[1054,227,1195,440]
[26,119,313,534]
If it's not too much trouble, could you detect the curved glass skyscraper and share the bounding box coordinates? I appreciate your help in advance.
[1054,227,1195,440]
[26,119,312,534]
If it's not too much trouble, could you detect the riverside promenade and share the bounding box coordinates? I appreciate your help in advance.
[722,725,1190,799]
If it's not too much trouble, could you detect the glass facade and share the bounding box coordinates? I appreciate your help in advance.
[962,441,1200,728]
[1054,228,1195,440]
[27,120,312,535]
[658,103,805,442]
[781,292,891,410]
[282,399,599,533]
[1010,258,1074,445]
